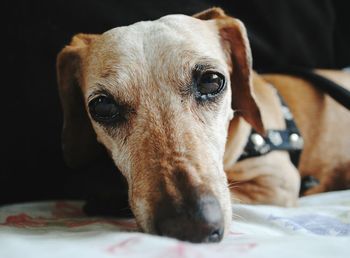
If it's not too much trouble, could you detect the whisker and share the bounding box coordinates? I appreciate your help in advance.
[227,181,242,188]
[232,212,246,222]
[230,195,243,204]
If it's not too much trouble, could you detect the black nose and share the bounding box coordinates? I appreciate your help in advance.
[154,193,224,243]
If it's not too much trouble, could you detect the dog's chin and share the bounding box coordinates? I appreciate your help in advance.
[223,204,232,239]
[128,197,152,231]
[219,190,233,240]
[134,219,155,235]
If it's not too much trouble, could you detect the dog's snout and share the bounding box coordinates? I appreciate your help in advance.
[155,193,224,243]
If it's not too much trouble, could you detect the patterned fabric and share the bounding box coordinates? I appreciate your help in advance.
[1,190,349,258]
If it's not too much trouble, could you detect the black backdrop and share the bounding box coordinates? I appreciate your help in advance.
[2,0,349,205]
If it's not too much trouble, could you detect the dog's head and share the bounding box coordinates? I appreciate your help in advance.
[57,8,263,243]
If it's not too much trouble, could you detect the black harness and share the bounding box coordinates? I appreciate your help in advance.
[237,93,303,167]
[236,69,350,194]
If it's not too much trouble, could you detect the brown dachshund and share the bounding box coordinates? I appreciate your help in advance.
[57,7,350,242]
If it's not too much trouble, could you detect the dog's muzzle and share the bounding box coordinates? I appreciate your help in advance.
[154,189,224,243]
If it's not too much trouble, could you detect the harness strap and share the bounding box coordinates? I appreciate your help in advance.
[237,92,303,167]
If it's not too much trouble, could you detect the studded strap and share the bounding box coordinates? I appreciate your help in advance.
[237,92,303,167]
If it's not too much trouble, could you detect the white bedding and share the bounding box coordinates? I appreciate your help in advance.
[0,190,349,258]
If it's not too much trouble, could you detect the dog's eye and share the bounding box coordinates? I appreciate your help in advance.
[88,96,120,123]
[197,72,225,98]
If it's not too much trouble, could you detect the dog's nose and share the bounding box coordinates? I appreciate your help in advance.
[154,193,224,243]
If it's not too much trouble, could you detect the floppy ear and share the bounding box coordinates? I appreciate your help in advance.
[194,8,265,134]
[57,34,106,168]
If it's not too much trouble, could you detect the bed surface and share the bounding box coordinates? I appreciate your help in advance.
[1,190,349,258]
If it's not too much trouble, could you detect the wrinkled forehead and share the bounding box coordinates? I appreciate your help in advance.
[85,15,227,84]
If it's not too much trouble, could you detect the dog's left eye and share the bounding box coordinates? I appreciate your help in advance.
[196,72,225,98]
[88,96,120,124]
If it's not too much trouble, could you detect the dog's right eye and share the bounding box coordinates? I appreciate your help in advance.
[194,70,226,101]
[88,96,120,124]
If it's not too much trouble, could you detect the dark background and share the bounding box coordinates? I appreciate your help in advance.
[2,0,349,205]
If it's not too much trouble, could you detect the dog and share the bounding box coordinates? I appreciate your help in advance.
[56,7,350,243]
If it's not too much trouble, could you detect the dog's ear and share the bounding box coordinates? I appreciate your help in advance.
[193,7,226,20]
[57,34,106,168]
[194,8,265,135]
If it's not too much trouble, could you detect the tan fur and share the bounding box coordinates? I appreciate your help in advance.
[57,7,350,239]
